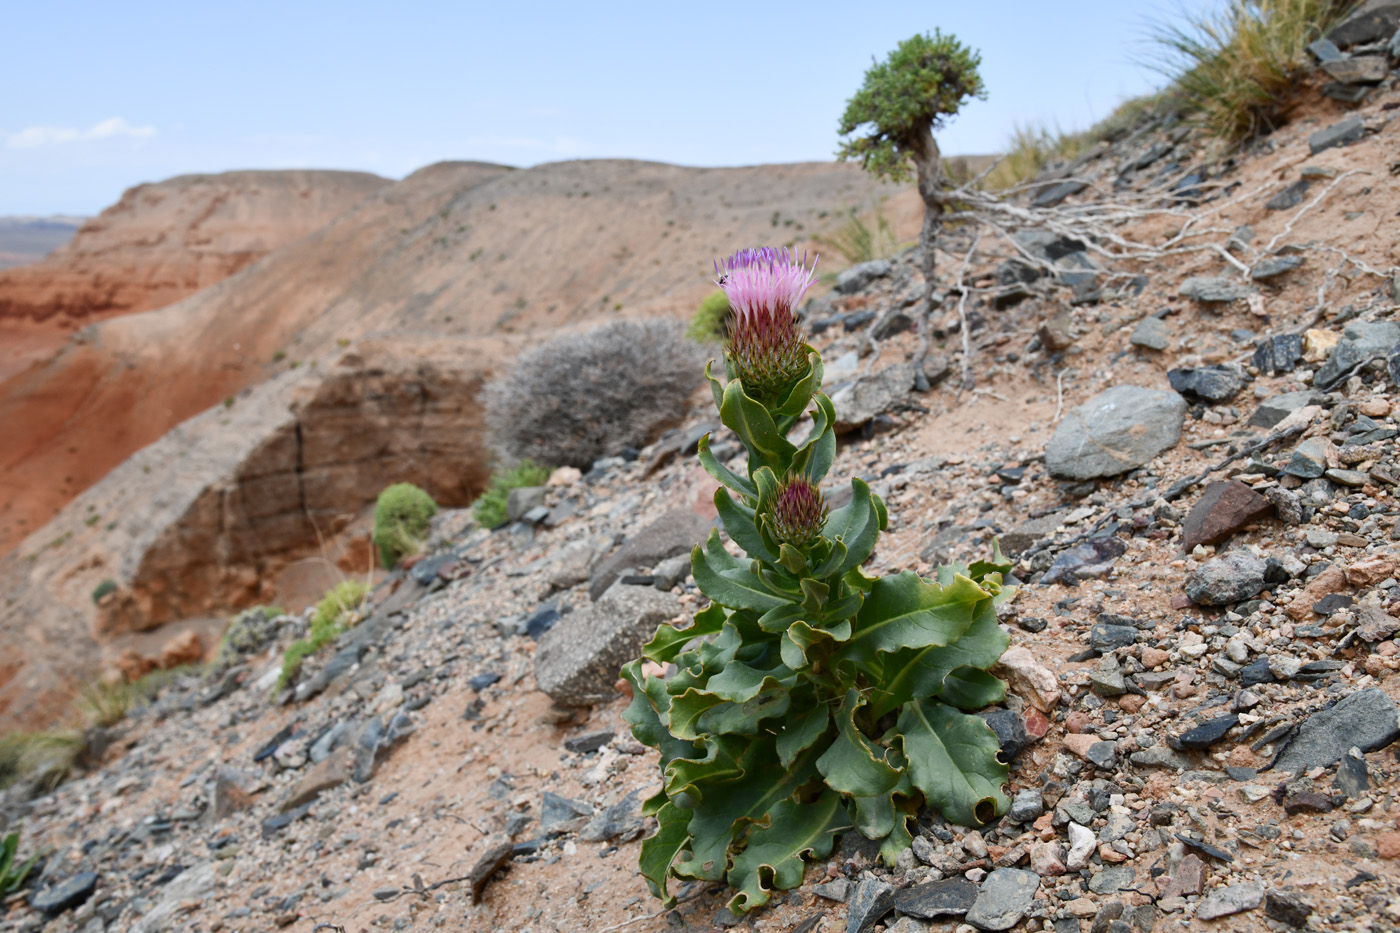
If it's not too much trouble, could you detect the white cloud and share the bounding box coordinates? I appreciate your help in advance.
[6,117,157,149]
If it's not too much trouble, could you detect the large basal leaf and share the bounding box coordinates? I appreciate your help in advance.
[865,594,1009,718]
[839,571,987,666]
[849,765,914,842]
[816,689,900,797]
[672,737,819,882]
[620,660,699,768]
[692,531,791,613]
[896,697,1009,828]
[775,702,830,768]
[698,685,791,736]
[939,666,1007,712]
[639,800,693,906]
[726,791,848,915]
[642,602,729,665]
[704,658,795,703]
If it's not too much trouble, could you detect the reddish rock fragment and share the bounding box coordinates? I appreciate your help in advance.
[1159,853,1206,898]
[1180,480,1274,551]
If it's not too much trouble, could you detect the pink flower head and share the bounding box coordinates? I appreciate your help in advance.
[767,475,828,550]
[713,248,818,400]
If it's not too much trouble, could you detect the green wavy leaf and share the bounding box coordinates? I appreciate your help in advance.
[714,488,778,563]
[939,666,1007,711]
[639,800,692,906]
[726,791,848,914]
[816,688,900,797]
[897,697,1009,827]
[697,433,757,500]
[865,593,1009,718]
[720,380,795,477]
[775,703,830,768]
[839,571,986,666]
[821,478,879,575]
[692,532,790,612]
[620,659,700,767]
[642,602,728,665]
[778,619,850,671]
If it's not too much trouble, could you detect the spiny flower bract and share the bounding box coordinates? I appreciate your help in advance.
[714,247,818,400]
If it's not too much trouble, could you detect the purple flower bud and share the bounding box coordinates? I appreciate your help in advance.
[714,248,818,400]
[767,476,828,550]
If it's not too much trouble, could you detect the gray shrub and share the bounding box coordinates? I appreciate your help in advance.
[484,319,704,469]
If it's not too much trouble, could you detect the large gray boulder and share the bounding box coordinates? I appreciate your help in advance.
[589,505,716,600]
[829,363,915,433]
[535,583,682,705]
[1270,688,1400,774]
[1315,321,1400,388]
[1045,386,1187,480]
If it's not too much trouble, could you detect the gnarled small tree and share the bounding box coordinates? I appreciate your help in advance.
[837,31,986,314]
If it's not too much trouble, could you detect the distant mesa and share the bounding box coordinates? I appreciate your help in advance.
[0,216,86,270]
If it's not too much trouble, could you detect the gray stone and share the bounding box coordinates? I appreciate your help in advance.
[1090,667,1127,699]
[1086,741,1118,769]
[836,259,892,294]
[1009,789,1045,823]
[1252,255,1304,280]
[980,708,1030,763]
[1264,891,1313,928]
[1316,321,1400,387]
[894,876,979,919]
[30,873,98,915]
[1309,37,1345,60]
[1322,55,1390,84]
[212,767,262,819]
[1328,1,1400,47]
[1265,180,1311,210]
[846,877,895,933]
[1129,747,1192,771]
[588,506,716,600]
[1249,390,1324,429]
[1196,881,1265,920]
[1309,115,1366,154]
[1178,276,1255,303]
[563,729,614,754]
[814,878,851,902]
[579,788,644,843]
[1129,316,1170,351]
[1325,468,1367,486]
[1178,714,1239,750]
[541,791,593,834]
[830,363,915,433]
[1270,687,1400,774]
[1167,365,1245,403]
[129,864,216,933]
[1040,536,1127,586]
[965,868,1039,931]
[1185,552,1269,606]
[1391,23,1400,59]
[1087,865,1135,896]
[651,554,690,590]
[535,582,682,705]
[1032,180,1089,208]
[505,486,546,523]
[1283,437,1330,479]
[1045,386,1186,480]
[999,514,1064,557]
[1252,334,1304,374]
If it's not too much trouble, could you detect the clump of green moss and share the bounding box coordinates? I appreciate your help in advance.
[373,483,438,569]
[685,290,730,343]
[278,580,369,690]
[472,461,550,529]
[91,578,117,604]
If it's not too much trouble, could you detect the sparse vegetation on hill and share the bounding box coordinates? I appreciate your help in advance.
[684,290,729,344]
[472,460,551,529]
[483,319,704,470]
[373,483,438,569]
[279,580,369,689]
[813,206,902,265]
[1149,0,1352,144]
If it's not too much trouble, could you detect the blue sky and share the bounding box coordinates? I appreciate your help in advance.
[1,1,1210,216]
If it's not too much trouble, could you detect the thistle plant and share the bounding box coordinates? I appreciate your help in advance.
[621,247,1014,915]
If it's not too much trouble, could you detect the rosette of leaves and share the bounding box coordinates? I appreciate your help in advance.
[621,275,1013,915]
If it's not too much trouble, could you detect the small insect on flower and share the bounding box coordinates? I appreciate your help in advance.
[766,475,829,550]
[714,247,818,401]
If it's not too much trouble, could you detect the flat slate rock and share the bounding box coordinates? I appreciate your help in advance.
[1045,385,1187,480]
[588,505,716,600]
[846,877,895,933]
[964,868,1039,931]
[1178,714,1239,750]
[1179,276,1255,302]
[1249,390,1323,429]
[1316,321,1400,388]
[1130,316,1170,350]
[1167,365,1244,403]
[31,873,98,915]
[1270,687,1400,774]
[1181,480,1274,550]
[1252,255,1305,280]
[1197,881,1265,920]
[893,876,979,919]
[1252,334,1304,375]
[1309,115,1366,155]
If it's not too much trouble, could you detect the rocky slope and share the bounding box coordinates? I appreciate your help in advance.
[7,9,1400,931]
